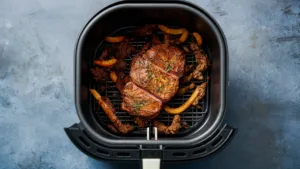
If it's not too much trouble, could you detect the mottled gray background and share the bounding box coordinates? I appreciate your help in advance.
[0,0,299,169]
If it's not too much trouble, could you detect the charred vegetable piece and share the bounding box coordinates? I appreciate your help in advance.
[164,83,207,114]
[90,67,108,81]
[105,36,125,43]
[94,59,117,67]
[110,71,117,82]
[181,73,193,84]
[107,124,119,133]
[158,25,183,35]
[179,29,188,43]
[192,32,203,46]
[176,83,196,95]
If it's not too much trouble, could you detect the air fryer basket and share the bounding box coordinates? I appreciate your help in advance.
[70,0,232,149]
[93,27,210,137]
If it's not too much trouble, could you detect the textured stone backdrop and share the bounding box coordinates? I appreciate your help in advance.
[0,0,299,169]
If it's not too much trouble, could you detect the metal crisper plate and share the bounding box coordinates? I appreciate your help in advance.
[90,26,210,137]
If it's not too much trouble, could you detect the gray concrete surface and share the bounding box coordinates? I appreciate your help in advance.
[0,0,299,169]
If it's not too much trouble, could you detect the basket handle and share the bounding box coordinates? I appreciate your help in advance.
[142,159,161,169]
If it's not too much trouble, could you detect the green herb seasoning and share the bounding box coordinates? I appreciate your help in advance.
[165,62,173,72]
[132,101,144,114]
[156,83,166,93]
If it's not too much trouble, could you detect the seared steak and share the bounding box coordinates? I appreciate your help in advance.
[122,44,185,118]
[130,56,179,102]
[143,44,185,77]
[121,82,162,119]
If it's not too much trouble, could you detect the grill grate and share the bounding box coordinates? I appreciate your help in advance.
[90,27,210,136]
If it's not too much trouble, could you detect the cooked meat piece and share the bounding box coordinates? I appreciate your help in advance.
[182,121,189,129]
[153,115,181,134]
[101,97,134,134]
[152,34,161,45]
[90,67,108,81]
[116,41,136,59]
[183,46,190,53]
[192,82,206,106]
[107,124,119,133]
[124,76,130,83]
[193,71,204,80]
[190,43,209,80]
[116,72,126,91]
[98,48,108,60]
[134,24,156,37]
[184,65,194,74]
[133,117,149,128]
[142,44,185,77]
[121,82,162,118]
[139,43,150,55]
[114,60,127,71]
[164,33,173,46]
[90,89,134,134]
[130,56,179,102]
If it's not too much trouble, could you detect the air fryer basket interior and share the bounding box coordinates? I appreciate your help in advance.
[75,1,227,145]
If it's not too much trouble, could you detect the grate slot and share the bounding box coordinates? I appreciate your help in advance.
[89,26,210,136]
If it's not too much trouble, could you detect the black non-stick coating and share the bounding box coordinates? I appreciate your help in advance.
[92,27,210,137]
[75,0,228,146]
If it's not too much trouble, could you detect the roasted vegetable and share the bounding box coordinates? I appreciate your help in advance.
[110,71,118,82]
[94,59,117,67]
[164,83,207,114]
[90,89,134,134]
[176,83,196,95]
[105,36,125,43]
[158,24,183,35]
[179,29,189,43]
[183,46,190,53]
[192,32,203,46]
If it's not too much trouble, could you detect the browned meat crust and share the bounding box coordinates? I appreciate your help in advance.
[139,43,150,55]
[143,44,185,77]
[130,56,179,102]
[133,117,149,128]
[116,40,136,59]
[134,24,157,37]
[152,34,161,45]
[192,82,207,106]
[101,97,134,134]
[90,67,108,81]
[98,48,108,60]
[190,43,209,80]
[107,124,119,133]
[153,115,181,134]
[121,82,163,118]
[114,60,127,71]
